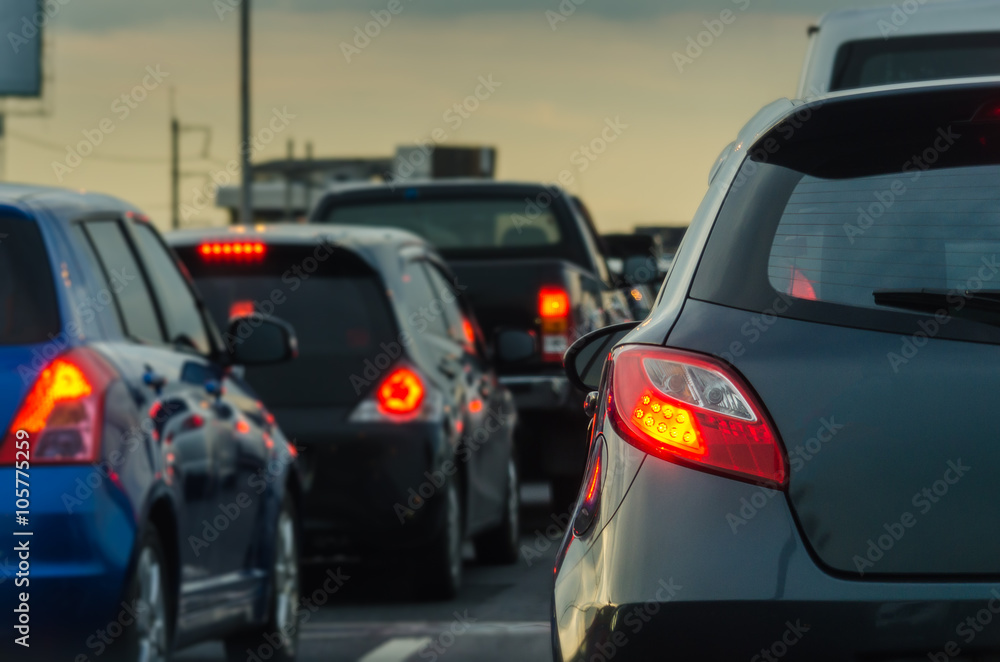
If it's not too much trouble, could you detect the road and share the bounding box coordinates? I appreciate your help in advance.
[176,486,560,662]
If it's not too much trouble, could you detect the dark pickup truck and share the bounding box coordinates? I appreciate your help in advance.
[310,180,633,507]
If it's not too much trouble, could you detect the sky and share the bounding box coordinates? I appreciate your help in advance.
[1,0,892,232]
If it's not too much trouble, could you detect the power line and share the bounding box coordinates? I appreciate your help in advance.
[7,130,226,166]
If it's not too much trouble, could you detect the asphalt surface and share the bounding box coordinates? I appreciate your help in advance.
[176,485,560,662]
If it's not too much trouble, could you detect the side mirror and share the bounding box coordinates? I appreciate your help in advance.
[226,315,298,366]
[494,328,536,364]
[565,321,639,392]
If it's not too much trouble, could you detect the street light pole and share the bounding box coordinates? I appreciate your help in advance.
[239,0,252,226]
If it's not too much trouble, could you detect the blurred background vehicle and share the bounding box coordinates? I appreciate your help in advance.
[168,225,520,600]
[0,185,301,662]
[555,78,1000,661]
[308,180,633,511]
[799,0,1000,97]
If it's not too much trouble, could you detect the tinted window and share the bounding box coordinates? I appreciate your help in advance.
[320,199,562,250]
[401,261,451,339]
[422,263,468,346]
[768,167,1000,310]
[690,86,1000,345]
[84,220,163,344]
[832,34,1000,91]
[0,218,60,345]
[133,224,210,354]
[178,245,398,407]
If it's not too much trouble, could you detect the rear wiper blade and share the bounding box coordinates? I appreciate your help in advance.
[873,288,1000,317]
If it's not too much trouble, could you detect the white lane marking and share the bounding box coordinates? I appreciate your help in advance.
[305,621,549,640]
[357,637,433,662]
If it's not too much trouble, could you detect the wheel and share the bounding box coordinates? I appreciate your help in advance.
[111,527,171,662]
[415,478,463,601]
[474,456,520,565]
[225,495,300,662]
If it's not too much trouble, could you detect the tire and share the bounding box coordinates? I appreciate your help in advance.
[225,495,300,662]
[474,456,520,565]
[416,478,463,601]
[111,527,172,662]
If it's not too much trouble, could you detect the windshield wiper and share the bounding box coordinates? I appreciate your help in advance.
[873,288,1000,325]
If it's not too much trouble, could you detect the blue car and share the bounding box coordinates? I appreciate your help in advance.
[555,79,1000,660]
[0,185,302,661]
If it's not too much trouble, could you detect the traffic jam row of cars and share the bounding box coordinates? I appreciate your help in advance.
[4,1,1000,660]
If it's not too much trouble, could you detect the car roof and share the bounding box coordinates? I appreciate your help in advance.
[316,178,565,199]
[716,76,1000,186]
[800,0,1000,96]
[0,182,140,220]
[165,223,436,273]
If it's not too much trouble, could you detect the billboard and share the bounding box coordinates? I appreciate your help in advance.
[0,0,42,97]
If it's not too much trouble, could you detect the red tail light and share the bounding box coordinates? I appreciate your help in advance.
[229,300,256,319]
[789,266,817,301]
[608,346,787,488]
[376,368,425,416]
[538,287,571,363]
[1,348,115,465]
[198,242,266,260]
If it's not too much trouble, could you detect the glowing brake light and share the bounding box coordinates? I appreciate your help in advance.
[198,242,266,260]
[539,287,571,363]
[608,346,787,488]
[377,368,425,416]
[0,348,115,465]
[229,300,256,320]
[539,288,570,319]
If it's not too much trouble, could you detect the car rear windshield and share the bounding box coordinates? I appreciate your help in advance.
[831,33,1000,91]
[690,86,1000,344]
[318,197,566,254]
[0,217,60,345]
[177,244,398,407]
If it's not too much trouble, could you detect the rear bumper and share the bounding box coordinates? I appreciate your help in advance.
[293,421,453,558]
[0,467,136,656]
[554,446,1000,662]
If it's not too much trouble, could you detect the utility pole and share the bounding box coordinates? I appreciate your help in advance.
[239,0,252,226]
[170,118,180,230]
[284,139,294,222]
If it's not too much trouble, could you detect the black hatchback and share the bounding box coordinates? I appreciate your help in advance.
[168,225,522,599]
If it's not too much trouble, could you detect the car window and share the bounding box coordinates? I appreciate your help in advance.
[132,223,211,355]
[831,33,1000,92]
[767,167,1000,310]
[401,260,451,340]
[422,262,477,351]
[0,217,60,345]
[83,220,163,344]
[323,199,561,250]
[176,243,399,407]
